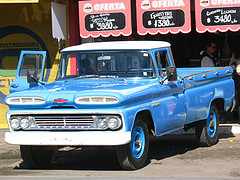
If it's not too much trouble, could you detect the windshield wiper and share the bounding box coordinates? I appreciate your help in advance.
[62,74,120,82]
[77,75,119,79]
[99,75,119,78]
[77,75,100,79]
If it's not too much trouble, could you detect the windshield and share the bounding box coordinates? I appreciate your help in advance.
[56,51,156,79]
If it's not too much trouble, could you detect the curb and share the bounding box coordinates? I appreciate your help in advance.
[0,129,7,137]
[171,124,240,135]
[219,124,240,134]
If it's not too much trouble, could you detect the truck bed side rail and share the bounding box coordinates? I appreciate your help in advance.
[180,66,232,80]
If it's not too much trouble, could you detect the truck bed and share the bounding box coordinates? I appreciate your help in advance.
[177,66,234,124]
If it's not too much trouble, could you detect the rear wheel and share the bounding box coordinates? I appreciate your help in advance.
[116,116,149,170]
[20,145,54,169]
[195,104,219,146]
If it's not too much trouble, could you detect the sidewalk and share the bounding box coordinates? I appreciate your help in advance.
[0,129,7,137]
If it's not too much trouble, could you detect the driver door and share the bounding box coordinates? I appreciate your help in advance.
[154,49,186,134]
[9,51,46,93]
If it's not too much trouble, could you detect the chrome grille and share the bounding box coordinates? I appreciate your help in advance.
[34,115,94,128]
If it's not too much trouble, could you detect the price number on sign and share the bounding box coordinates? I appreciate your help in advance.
[96,22,114,30]
[214,14,232,23]
[153,19,170,27]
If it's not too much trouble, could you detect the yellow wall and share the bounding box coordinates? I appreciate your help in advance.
[0,1,69,129]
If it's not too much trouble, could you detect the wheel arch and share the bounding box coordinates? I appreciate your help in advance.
[210,98,225,110]
[206,98,224,122]
[134,110,155,135]
[211,98,225,112]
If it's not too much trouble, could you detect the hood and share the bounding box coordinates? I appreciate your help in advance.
[5,78,157,109]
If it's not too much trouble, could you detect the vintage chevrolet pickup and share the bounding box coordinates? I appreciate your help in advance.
[5,41,235,170]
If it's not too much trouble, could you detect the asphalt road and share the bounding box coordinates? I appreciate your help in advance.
[1,130,240,180]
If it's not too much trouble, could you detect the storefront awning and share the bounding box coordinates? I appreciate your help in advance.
[51,2,67,40]
[195,1,240,33]
[78,0,132,38]
[136,0,191,35]
[0,0,38,3]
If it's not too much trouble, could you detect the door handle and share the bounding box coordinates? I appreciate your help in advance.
[152,102,160,107]
[10,84,19,88]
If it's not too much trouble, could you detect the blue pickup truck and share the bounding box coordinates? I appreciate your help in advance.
[5,41,235,170]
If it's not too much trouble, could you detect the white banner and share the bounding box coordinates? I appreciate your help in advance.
[51,2,67,40]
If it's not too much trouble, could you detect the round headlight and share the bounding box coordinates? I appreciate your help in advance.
[96,118,108,129]
[20,118,30,129]
[10,118,20,130]
[108,117,121,130]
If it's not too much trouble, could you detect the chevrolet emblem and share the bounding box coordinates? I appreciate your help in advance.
[53,99,67,103]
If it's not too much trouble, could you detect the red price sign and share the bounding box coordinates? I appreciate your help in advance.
[136,0,191,35]
[195,0,240,33]
[79,0,132,38]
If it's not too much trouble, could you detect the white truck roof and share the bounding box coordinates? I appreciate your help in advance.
[61,41,171,52]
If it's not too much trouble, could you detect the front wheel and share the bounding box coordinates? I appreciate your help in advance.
[116,117,149,170]
[195,104,219,146]
[20,145,54,169]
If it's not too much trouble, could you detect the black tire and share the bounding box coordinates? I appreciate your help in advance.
[116,116,149,170]
[20,145,54,169]
[195,104,219,147]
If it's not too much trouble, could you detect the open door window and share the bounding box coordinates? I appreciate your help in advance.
[9,51,47,93]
